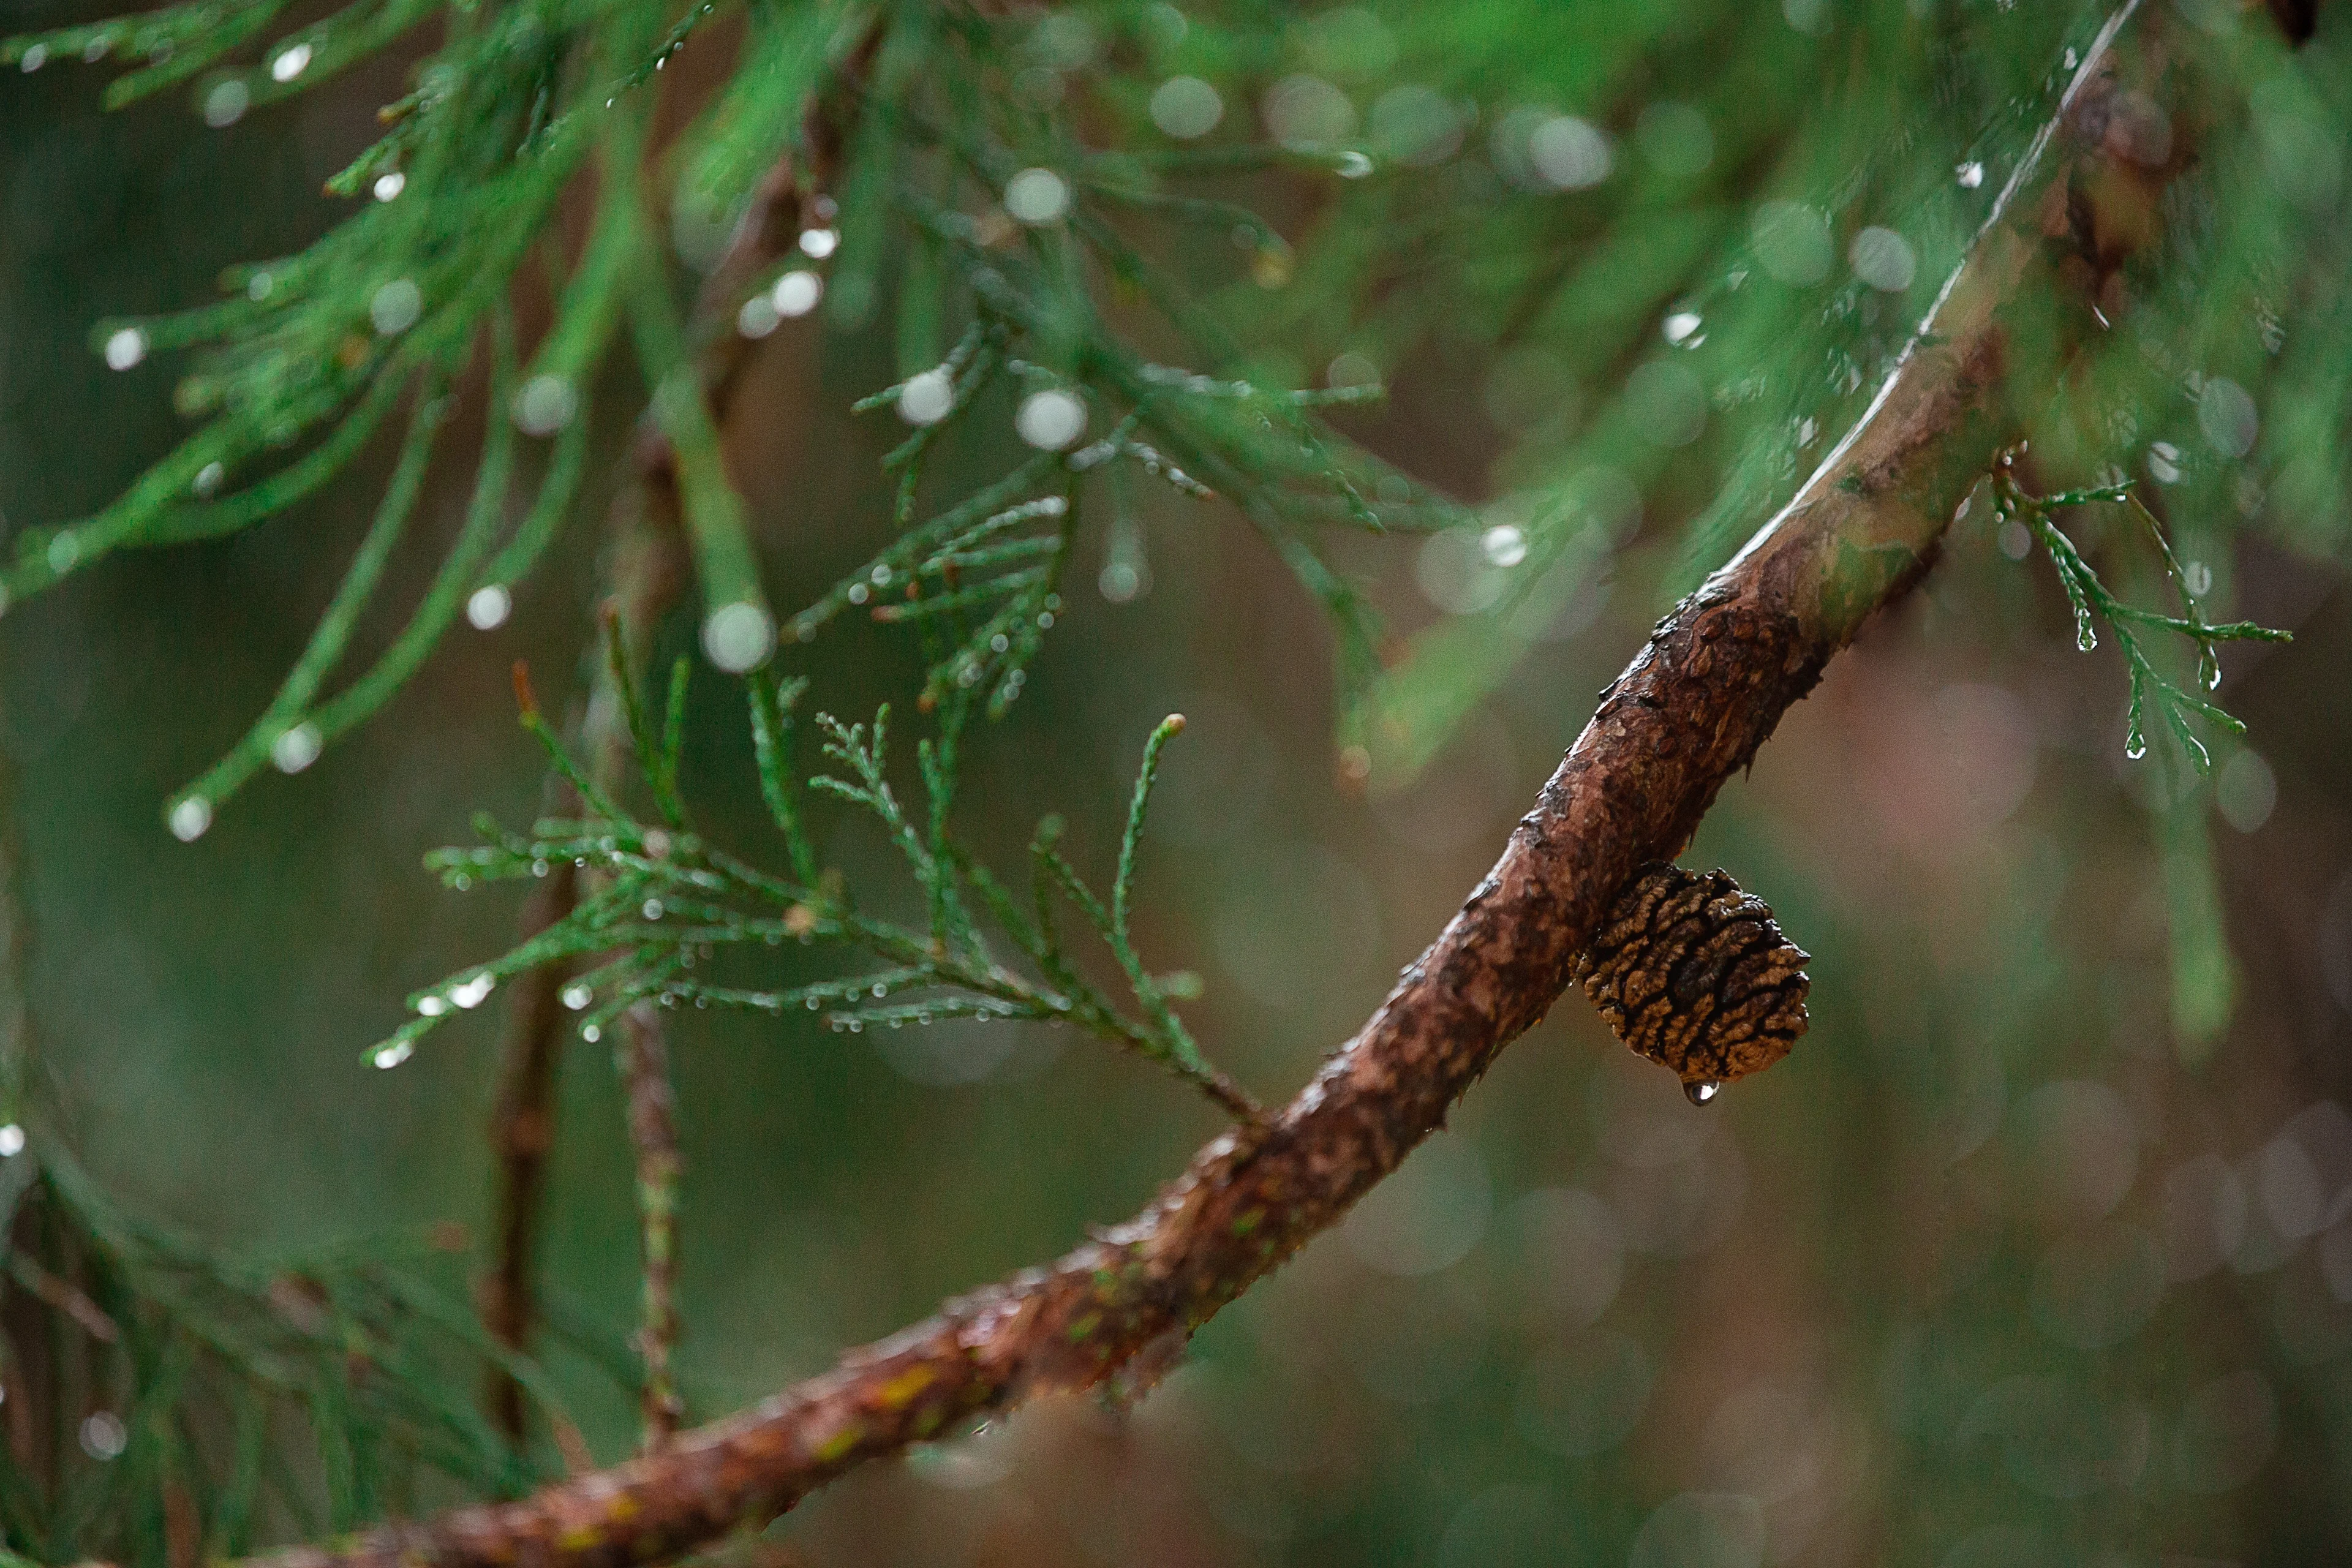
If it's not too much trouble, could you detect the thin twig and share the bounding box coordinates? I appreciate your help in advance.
[474,17,882,1442]
[2,1253,117,1345]
[0,679,61,1495]
[619,1001,684,1452]
[478,156,814,1433]
[479,831,579,1439]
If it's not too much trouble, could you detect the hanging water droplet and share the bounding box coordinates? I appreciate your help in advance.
[0,1123,24,1158]
[772,270,823,317]
[562,983,593,1011]
[1480,523,1528,567]
[79,1412,127,1461]
[271,720,323,775]
[169,796,213,842]
[897,368,955,426]
[372,170,406,202]
[737,291,782,339]
[511,374,578,435]
[2126,732,2148,760]
[202,77,250,128]
[701,598,777,673]
[369,277,423,336]
[104,326,148,371]
[451,972,496,1009]
[1955,160,1985,189]
[415,994,448,1017]
[1684,1079,1722,1106]
[1015,388,1088,451]
[373,1041,413,1069]
[643,898,665,921]
[581,1023,601,1043]
[2184,560,2213,596]
[269,40,312,81]
[1003,167,1071,226]
[467,583,511,630]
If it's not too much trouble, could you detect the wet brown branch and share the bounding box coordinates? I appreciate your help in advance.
[284,9,2150,1564]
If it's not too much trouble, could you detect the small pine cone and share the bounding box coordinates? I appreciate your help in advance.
[1571,863,1811,1090]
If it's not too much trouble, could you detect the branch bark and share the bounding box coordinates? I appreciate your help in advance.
[278,9,2146,1564]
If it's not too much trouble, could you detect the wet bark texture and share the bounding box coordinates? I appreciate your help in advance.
[261,11,2157,1566]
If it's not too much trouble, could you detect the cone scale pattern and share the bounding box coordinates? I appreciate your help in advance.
[1573,863,1811,1090]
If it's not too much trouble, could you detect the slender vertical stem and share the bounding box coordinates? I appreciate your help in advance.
[619,1000,683,1450]
[473,1,882,1457]
[478,831,579,1438]
[475,141,828,1442]
[0,738,55,1499]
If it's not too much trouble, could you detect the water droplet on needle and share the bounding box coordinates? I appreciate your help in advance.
[168,796,212,842]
